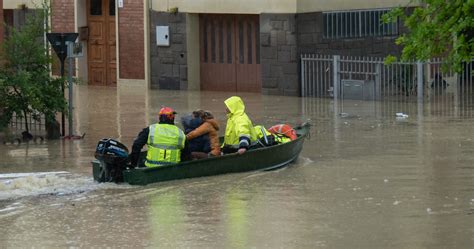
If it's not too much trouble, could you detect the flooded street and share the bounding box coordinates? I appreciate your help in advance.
[0,85,473,248]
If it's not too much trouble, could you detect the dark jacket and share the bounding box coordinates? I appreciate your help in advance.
[130,125,191,167]
[181,115,211,154]
[186,118,220,156]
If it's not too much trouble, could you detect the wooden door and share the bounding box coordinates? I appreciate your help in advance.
[87,0,116,86]
[200,14,261,92]
[235,15,261,92]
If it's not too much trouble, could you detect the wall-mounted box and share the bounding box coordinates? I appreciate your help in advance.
[67,42,84,58]
[156,26,170,46]
[79,26,89,41]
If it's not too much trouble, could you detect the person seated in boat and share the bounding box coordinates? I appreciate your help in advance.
[181,111,211,157]
[222,96,258,154]
[185,110,221,159]
[130,107,191,168]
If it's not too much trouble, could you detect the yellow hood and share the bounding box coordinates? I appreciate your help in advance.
[224,96,245,116]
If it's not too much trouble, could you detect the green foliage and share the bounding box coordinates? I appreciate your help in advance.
[384,55,398,65]
[0,8,66,132]
[384,0,474,71]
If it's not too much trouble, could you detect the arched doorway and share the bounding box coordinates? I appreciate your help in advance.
[87,0,116,86]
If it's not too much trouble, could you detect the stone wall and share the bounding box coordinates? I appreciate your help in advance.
[260,14,299,96]
[149,11,187,90]
[296,12,402,57]
[118,0,144,79]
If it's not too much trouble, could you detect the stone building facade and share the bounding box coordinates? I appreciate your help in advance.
[1,0,415,96]
[260,14,298,96]
[296,12,403,57]
[149,12,187,90]
[148,0,412,96]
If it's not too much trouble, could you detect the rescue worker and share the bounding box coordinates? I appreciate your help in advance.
[222,96,258,154]
[186,110,221,158]
[130,107,190,167]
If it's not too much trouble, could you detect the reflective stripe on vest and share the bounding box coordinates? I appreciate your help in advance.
[145,124,185,167]
[274,134,291,144]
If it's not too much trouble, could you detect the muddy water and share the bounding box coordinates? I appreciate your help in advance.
[0,85,473,248]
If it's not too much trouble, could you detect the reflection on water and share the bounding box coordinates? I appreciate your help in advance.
[149,191,186,248]
[0,85,473,248]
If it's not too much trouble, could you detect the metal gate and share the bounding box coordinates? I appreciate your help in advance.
[302,55,472,99]
[301,55,423,100]
[301,55,474,116]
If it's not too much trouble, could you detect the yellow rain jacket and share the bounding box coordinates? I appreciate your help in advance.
[224,96,257,148]
[145,124,186,167]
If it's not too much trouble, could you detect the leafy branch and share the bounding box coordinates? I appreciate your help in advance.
[0,4,67,135]
[383,0,474,72]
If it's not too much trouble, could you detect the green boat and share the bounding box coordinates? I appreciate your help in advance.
[92,123,310,185]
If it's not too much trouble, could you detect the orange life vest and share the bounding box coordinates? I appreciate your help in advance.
[268,124,297,140]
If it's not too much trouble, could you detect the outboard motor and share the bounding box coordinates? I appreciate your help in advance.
[94,138,129,183]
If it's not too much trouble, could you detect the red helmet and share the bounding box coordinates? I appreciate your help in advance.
[159,107,177,120]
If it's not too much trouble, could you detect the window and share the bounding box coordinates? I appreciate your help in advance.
[109,0,115,16]
[90,0,102,16]
[323,9,398,39]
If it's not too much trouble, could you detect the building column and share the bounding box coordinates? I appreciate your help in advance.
[118,0,145,80]
[260,14,298,96]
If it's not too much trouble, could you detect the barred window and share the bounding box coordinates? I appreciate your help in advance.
[323,9,398,39]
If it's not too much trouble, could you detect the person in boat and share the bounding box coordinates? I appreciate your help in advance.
[185,110,221,158]
[130,107,191,167]
[222,96,258,154]
[181,110,211,156]
[181,110,211,159]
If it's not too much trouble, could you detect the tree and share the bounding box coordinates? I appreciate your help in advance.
[384,0,473,71]
[0,8,66,137]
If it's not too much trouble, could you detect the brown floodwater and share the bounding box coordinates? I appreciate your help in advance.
[0,85,473,248]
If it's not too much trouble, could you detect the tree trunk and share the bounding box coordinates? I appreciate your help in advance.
[21,110,33,141]
[23,110,29,133]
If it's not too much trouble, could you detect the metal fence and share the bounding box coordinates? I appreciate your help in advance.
[301,54,474,117]
[7,112,46,136]
[301,54,334,98]
[458,61,474,117]
[301,54,422,100]
[302,55,472,98]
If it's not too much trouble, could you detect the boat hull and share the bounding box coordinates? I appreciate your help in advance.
[92,123,309,185]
